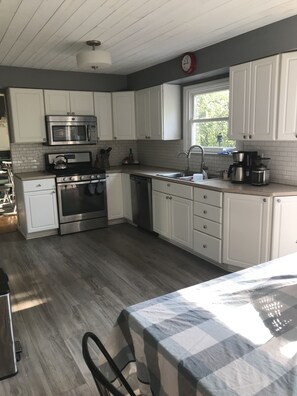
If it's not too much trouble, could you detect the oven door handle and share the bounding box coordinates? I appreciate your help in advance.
[57,180,106,187]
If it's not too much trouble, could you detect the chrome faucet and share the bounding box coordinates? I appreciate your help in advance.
[186,145,207,178]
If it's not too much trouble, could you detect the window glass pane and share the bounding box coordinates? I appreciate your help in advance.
[193,121,235,147]
[193,90,229,119]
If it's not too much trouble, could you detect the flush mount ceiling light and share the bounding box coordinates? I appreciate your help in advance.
[76,40,112,70]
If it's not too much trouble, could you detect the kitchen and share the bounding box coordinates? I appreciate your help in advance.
[1,1,297,395]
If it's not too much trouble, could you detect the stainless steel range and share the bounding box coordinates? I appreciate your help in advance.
[45,152,107,235]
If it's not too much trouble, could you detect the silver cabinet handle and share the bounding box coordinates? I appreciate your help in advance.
[203,225,207,229]
[203,244,207,248]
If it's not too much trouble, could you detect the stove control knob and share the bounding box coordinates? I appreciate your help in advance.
[80,175,85,180]
[96,175,101,179]
[63,177,68,182]
[90,175,95,179]
[70,177,74,181]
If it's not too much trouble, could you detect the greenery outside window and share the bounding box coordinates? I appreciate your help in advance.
[183,78,236,153]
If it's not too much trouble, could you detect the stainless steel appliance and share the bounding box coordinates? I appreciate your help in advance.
[45,152,107,235]
[130,175,153,231]
[251,157,271,186]
[228,151,245,183]
[228,151,258,184]
[45,115,97,146]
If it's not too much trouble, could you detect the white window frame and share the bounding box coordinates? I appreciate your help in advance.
[183,78,235,154]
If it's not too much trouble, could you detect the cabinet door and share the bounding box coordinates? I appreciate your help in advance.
[271,196,297,259]
[250,55,279,140]
[149,85,162,140]
[69,91,94,115]
[106,173,123,220]
[223,193,271,268]
[112,92,136,140]
[44,90,70,115]
[135,89,150,139]
[8,88,46,143]
[94,92,113,140]
[170,195,193,248]
[229,62,251,140]
[24,190,58,232]
[152,190,170,238]
[122,173,132,221]
[278,52,297,140]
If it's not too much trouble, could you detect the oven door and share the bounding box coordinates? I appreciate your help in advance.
[56,180,107,223]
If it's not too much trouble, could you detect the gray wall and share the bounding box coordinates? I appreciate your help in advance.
[127,14,297,90]
[0,66,127,92]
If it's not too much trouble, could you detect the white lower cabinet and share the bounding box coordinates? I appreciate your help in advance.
[223,193,271,269]
[152,180,193,249]
[106,173,124,220]
[271,196,297,259]
[193,188,223,263]
[15,177,58,239]
[122,173,132,221]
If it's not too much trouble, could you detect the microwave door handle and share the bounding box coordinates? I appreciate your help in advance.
[87,125,91,142]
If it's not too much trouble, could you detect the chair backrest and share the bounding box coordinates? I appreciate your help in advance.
[82,332,136,396]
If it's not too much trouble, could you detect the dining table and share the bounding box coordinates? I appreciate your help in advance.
[101,253,297,395]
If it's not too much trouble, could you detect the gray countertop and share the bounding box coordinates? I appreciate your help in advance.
[14,171,55,181]
[14,166,297,196]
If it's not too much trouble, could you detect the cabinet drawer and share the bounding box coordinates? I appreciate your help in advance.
[194,202,222,223]
[23,178,56,192]
[194,216,222,239]
[152,179,193,199]
[194,188,222,207]
[193,230,222,263]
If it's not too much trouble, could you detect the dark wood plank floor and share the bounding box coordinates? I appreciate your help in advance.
[0,224,227,395]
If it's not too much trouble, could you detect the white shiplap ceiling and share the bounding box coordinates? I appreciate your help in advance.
[0,0,296,75]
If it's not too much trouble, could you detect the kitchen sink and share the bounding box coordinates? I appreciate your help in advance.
[157,172,218,182]
[157,172,187,179]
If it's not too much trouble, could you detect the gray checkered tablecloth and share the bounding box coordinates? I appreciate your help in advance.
[102,253,297,395]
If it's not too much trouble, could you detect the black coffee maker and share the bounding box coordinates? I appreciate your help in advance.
[243,151,258,183]
[228,151,258,184]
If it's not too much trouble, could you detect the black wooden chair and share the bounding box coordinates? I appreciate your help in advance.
[82,332,137,396]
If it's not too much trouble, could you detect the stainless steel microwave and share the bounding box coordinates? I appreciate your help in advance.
[45,115,97,145]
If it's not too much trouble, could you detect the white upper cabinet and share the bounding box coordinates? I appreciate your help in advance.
[8,88,47,143]
[229,55,279,141]
[135,84,181,140]
[229,62,251,140]
[278,52,297,140]
[112,92,136,140]
[44,90,94,115]
[93,92,113,141]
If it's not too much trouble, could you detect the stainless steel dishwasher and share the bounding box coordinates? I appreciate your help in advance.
[130,175,153,231]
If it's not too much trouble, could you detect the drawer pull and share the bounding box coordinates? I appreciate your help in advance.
[203,195,207,199]
[203,210,207,214]
[36,184,42,187]
[263,198,267,203]
[169,196,172,200]
[203,244,207,248]
[203,225,207,229]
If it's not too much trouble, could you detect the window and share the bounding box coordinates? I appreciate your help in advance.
[183,78,235,153]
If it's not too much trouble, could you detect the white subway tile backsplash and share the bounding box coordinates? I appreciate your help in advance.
[11,141,138,173]
[10,138,297,186]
